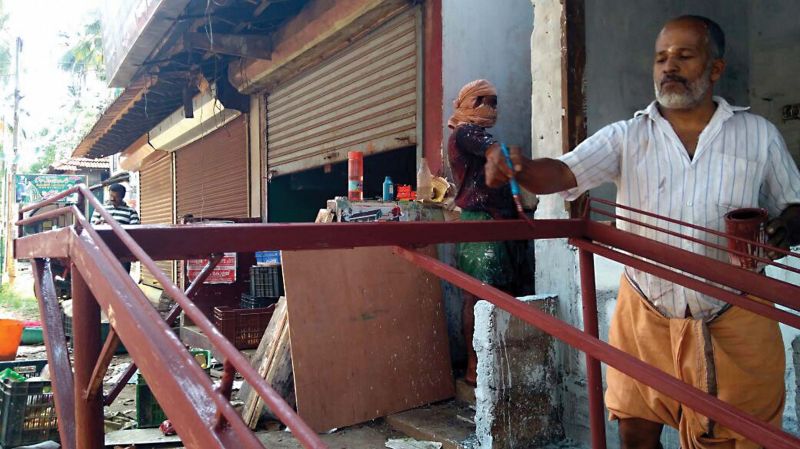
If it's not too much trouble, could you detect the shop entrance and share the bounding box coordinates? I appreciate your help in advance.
[267,146,417,223]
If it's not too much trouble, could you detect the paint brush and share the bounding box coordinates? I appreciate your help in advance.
[500,143,527,220]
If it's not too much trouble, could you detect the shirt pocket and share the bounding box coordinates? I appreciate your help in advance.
[705,153,759,231]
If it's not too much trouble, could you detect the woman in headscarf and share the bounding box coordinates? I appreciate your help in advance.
[448,79,533,386]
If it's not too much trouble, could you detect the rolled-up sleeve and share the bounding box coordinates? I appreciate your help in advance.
[761,127,800,217]
[557,121,625,201]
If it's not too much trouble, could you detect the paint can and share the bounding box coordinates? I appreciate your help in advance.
[348,151,363,201]
[723,207,767,270]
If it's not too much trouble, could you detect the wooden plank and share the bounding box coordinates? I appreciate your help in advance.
[241,297,294,428]
[282,246,454,432]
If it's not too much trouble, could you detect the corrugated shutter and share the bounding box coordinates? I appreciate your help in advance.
[175,114,249,219]
[139,151,175,288]
[267,7,418,175]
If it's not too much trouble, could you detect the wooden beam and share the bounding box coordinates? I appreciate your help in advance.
[561,0,587,218]
[84,329,121,402]
[184,32,273,60]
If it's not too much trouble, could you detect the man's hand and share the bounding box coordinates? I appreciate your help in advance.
[766,205,800,259]
[485,143,524,188]
[484,145,578,194]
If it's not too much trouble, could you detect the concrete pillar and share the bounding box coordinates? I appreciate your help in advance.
[473,295,563,448]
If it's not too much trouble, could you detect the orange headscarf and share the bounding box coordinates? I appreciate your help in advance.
[447,79,497,129]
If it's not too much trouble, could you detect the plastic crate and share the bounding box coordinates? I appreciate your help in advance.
[213,305,275,350]
[136,349,211,428]
[0,365,59,447]
[240,293,278,309]
[0,360,48,380]
[62,313,127,355]
[249,265,284,298]
[255,250,281,266]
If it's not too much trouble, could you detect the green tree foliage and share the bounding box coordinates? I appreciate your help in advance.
[23,10,114,174]
[60,16,104,92]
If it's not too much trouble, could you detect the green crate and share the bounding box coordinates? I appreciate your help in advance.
[0,365,59,447]
[136,349,211,428]
[0,360,48,380]
[62,313,128,355]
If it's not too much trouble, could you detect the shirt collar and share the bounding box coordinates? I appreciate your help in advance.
[634,96,749,121]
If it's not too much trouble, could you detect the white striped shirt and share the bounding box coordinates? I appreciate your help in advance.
[91,202,140,225]
[559,96,800,319]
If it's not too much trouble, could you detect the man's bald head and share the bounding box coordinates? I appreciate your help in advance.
[661,15,725,61]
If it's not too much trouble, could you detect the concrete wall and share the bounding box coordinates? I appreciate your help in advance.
[748,0,800,163]
[442,0,533,165]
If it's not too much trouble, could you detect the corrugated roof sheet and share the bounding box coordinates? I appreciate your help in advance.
[50,157,110,172]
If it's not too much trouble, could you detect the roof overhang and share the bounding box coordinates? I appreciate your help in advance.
[71,76,187,159]
[102,0,191,87]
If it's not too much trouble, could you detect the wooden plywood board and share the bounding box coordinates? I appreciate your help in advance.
[283,246,454,432]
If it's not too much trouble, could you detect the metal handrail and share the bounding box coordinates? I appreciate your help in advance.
[393,245,800,449]
[17,184,327,449]
[590,197,800,261]
[16,188,800,449]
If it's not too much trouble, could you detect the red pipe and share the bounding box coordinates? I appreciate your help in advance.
[590,197,798,261]
[18,185,81,213]
[590,207,800,275]
[571,238,800,330]
[71,269,104,449]
[104,253,223,406]
[31,259,76,449]
[392,246,800,449]
[74,185,328,448]
[585,222,800,313]
[578,249,606,449]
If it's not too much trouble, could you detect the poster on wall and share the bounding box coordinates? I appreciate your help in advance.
[14,174,87,204]
[186,252,237,284]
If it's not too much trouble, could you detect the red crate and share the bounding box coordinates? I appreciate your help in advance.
[213,305,275,349]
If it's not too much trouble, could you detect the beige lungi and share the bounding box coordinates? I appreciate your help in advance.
[605,276,785,449]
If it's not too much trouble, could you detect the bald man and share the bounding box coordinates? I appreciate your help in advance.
[486,15,800,449]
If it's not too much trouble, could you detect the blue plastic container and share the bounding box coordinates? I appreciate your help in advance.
[382,176,394,201]
[255,250,281,266]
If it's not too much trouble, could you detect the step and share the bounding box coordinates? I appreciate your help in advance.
[386,400,476,449]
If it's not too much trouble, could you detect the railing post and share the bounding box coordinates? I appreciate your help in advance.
[71,267,105,449]
[579,248,607,449]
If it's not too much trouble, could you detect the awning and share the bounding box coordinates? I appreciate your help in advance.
[71,76,185,159]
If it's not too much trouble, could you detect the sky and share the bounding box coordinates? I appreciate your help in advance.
[2,0,110,168]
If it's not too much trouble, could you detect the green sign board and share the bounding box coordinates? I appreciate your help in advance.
[15,174,87,204]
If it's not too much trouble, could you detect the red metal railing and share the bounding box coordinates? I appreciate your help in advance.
[15,187,800,448]
[17,185,327,449]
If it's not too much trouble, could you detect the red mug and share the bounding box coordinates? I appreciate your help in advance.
[723,208,767,270]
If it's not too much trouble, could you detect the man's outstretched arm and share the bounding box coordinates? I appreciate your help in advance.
[484,144,577,194]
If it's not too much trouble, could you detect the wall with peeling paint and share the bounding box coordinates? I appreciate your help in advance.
[442,0,533,165]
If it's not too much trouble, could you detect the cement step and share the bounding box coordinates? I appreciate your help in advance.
[386,400,477,449]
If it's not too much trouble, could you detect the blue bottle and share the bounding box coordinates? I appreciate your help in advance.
[382,176,394,201]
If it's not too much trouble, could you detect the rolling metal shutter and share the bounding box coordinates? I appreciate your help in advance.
[139,151,175,288]
[267,7,419,175]
[175,114,249,219]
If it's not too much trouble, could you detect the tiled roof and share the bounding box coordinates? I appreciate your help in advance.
[50,157,110,172]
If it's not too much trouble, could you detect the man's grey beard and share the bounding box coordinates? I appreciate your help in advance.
[654,66,712,109]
